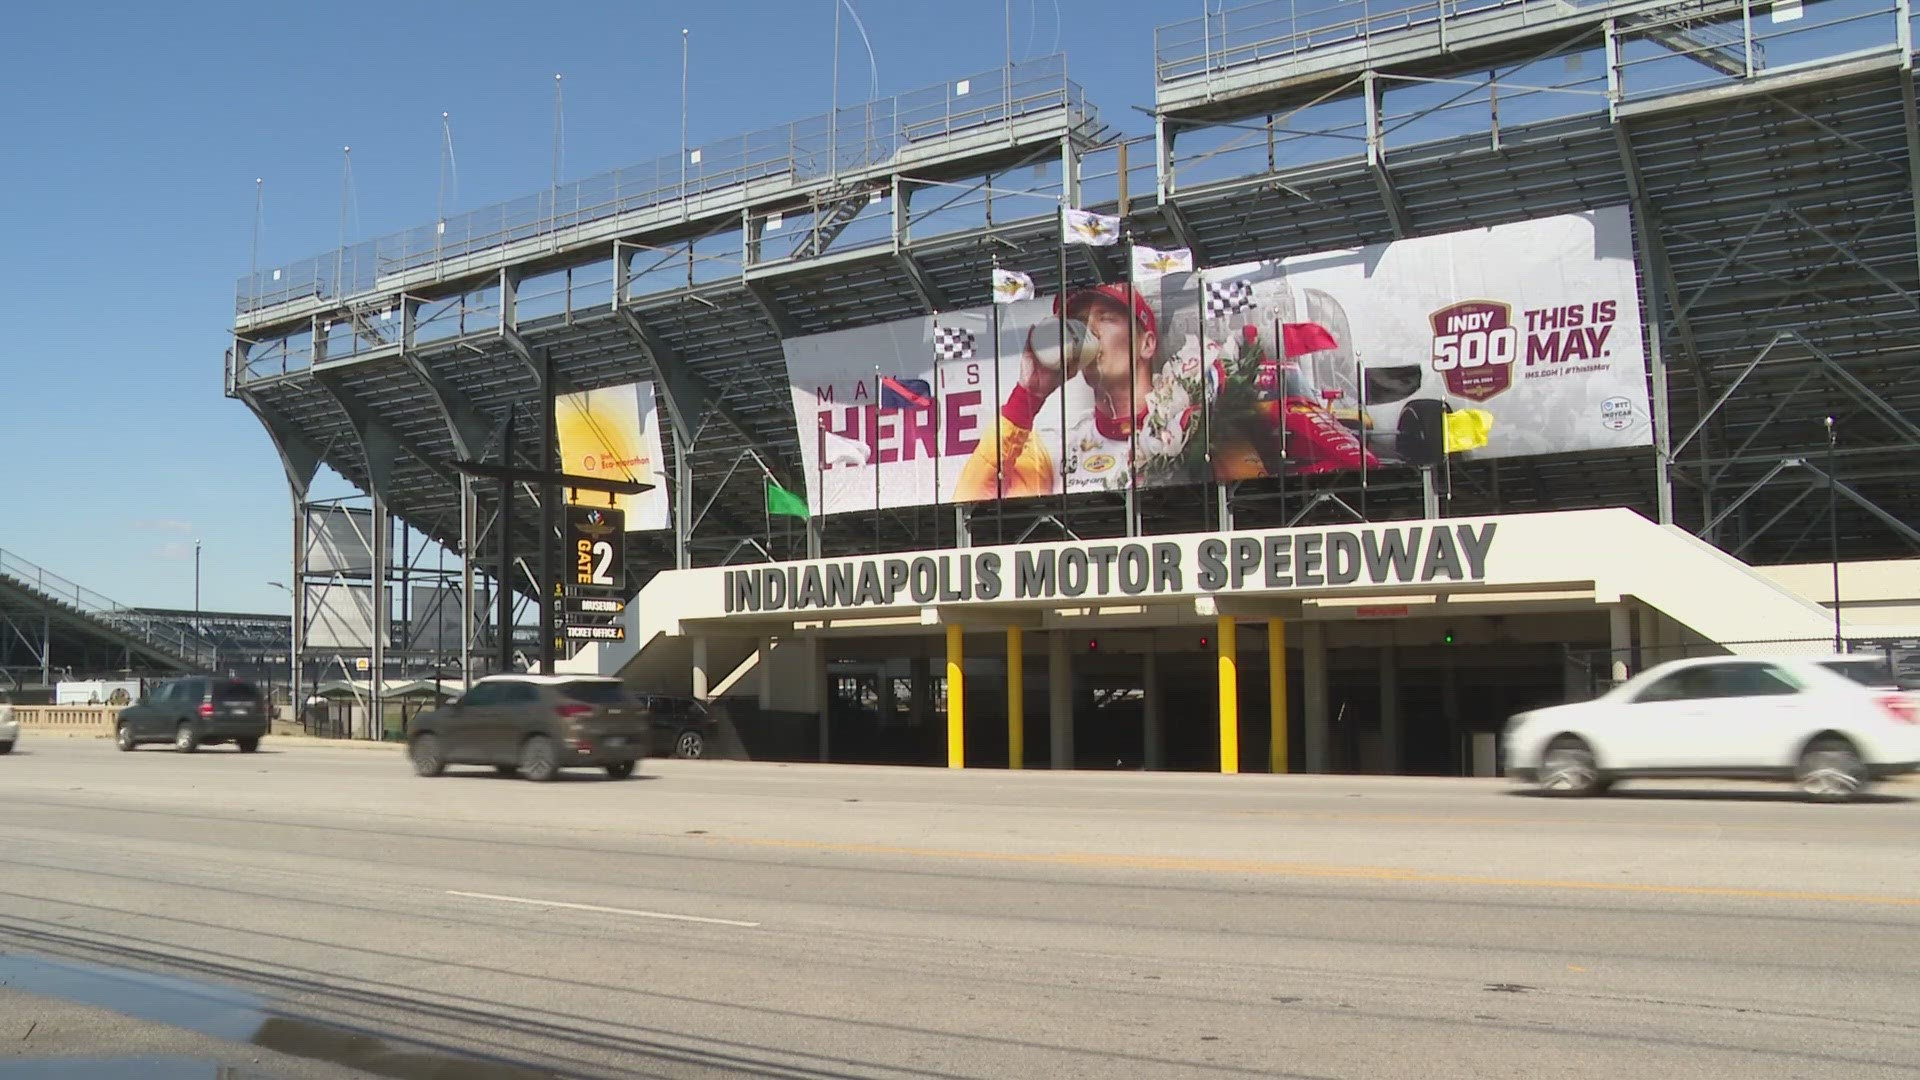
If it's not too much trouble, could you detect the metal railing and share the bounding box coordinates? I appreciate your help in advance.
[1563,635,1913,698]
[1154,0,1604,84]
[1611,0,1903,103]
[1157,0,1902,195]
[236,56,1096,318]
[0,548,217,668]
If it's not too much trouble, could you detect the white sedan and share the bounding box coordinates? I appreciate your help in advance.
[1505,656,1920,801]
[0,693,15,755]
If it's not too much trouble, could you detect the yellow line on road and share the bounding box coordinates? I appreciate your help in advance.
[693,835,1920,908]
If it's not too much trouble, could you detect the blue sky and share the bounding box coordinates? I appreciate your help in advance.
[0,0,1160,614]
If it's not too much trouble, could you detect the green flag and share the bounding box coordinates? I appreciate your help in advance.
[765,479,809,519]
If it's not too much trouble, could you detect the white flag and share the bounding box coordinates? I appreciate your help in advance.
[1062,207,1122,247]
[1131,244,1194,278]
[991,267,1035,304]
[820,427,872,468]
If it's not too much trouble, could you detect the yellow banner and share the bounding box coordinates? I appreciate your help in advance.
[555,381,670,530]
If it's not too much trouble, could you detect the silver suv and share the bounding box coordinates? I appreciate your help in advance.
[407,675,651,782]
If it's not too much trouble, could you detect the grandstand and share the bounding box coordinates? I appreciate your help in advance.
[0,547,213,688]
[227,1,1920,690]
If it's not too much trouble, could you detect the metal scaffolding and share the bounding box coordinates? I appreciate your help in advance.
[228,11,1920,714]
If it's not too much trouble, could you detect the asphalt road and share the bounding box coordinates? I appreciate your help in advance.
[1,737,1917,1079]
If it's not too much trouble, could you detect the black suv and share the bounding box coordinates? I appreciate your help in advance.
[647,694,720,759]
[406,675,651,781]
[117,678,268,753]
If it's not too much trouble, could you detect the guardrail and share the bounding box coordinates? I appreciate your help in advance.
[0,548,216,669]
[12,705,122,736]
[235,55,1097,319]
[1154,0,1592,84]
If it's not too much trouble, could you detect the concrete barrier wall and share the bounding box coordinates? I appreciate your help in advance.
[13,705,122,736]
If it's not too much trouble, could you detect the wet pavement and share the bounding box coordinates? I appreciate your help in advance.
[0,955,556,1080]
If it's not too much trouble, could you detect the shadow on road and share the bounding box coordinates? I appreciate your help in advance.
[1506,787,1913,805]
[437,769,660,784]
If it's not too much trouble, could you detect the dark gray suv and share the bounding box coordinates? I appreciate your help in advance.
[116,678,268,753]
[407,675,651,781]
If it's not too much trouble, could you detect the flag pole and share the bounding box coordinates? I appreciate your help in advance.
[1357,351,1369,521]
[1057,209,1071,536]
[814,414,826,554]
[991,257,1006,543]
[1124,226,1139,538]
[1275,316,1287,524]
[932,311,943,550]
[1199,273,1213,533]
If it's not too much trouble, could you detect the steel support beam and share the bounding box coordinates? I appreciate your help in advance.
[311,370,445,497]
[1611,115,1696,525]
[1363,71,1410,239]
[895,250,948,312]
[1903,65,1920,285]
[744,278,802,340]
[235,391,324,500]
[612,303,797,492]
[1699,458,1797,538]
[1729,482,1818,558]
[1801,463,1920,550]
[1157,198,1207,267]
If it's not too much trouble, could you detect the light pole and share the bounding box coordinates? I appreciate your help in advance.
[193,539,202,639]
[1825,416,1841,653]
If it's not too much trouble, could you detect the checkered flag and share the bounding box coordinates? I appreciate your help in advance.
[1206,279,1254,319]
[933,325,975,361]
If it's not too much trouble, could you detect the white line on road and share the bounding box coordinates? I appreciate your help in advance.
[445,890,761,928]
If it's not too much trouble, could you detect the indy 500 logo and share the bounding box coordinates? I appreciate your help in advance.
[1429,300,1518,403]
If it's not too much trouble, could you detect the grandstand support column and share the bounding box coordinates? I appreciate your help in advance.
[1608,31,1681,526]
[1900,65,1920,284]
[369,495,388,740]
[1363,71,1409,239]
[1048,630,1073,769]
[1379,642,1400,775]
[1302,621,1329,774]
[40,615,50,688]
[1143,646,1162,771]
[1609,603,1633,684]
[460,474,475,685]
[1154,114,1173,201]
[291,503,305,715]
[1061,134,1082,211]
[691,636,710,701]
[235,390,321,729]
[891,177,948,313]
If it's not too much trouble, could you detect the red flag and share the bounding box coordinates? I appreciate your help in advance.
[1282,322,1338,357]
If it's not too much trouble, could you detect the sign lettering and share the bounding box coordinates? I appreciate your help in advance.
[722,523,1497,614]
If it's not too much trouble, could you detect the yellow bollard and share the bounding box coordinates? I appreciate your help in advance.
[1218,615,1239,774]
[946,623,965,769]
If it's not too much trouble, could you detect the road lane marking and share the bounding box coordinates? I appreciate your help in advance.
[686,836,1920,908]
[445,890,760,927]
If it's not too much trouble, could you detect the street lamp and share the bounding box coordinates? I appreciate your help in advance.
[193,539,202,638]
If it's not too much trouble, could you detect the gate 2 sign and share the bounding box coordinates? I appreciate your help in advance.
[566,505,626,590]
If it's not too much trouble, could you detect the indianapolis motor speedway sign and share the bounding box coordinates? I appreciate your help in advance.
[722,521,1499,615]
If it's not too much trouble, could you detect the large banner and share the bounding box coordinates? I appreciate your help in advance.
[784,207,1650,515]
[556,381,670,531]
